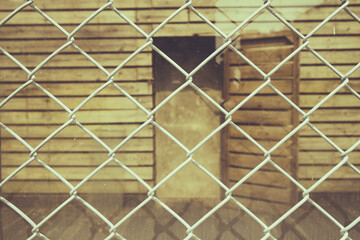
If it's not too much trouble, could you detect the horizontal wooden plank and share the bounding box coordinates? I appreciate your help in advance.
[240,37,292,49]
[299,137,359,150]
[0,0,224,10]
[229,79,293,95]
[224,95,293,110]
[0,110,148,124]
[299,179,360,192]
[300,94,360,108]
[298,165,360,179]
[229,138,293,155]
[304,109,360,122]
[299,123,360,137]
[2,152,154,166]
[229,46,294,65]
[307,36,360,50]
[0,67,152,82]
[1,180,153,193]
[191,7,360,22]
[300,80,360,94]
[230,63,293,80]
[300,66,360,79]
[0,39,149,54]
[0,9,188,25]
[298,151,360,165]
[0,52,152,68]
[229,167,291,187]
[232,110,292,125]
[0,82,153,96]
[237,21,360,37]
[0,24,153,39]
[229,153,291,171]
[232,183,292,203]
[230,124,293,140]
[301,50,360,65]
[1,138,153,152]
[0,0,152,10]
[3,0,360,10]
[0,124,154,138]
[1,96,153,110]
[1,22,359,40]
[2,166,153,180]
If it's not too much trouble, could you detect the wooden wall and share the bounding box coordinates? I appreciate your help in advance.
[0,0,359,194]
[223,31,300,206]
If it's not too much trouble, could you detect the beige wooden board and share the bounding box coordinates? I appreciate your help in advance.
[232,110,292,125]
[299,123,360,137]
[190,7,360,22]
[1,96,153,110]
[229,167,291,188]
[0,9,188,25]
[227,21,360,37]
[229,138,292,155]
[229,153,291,171]
[230,124,293,140]
[3,0,360,10]
[0,25,153,39]
[0,0,152,10]
[0,124,154,138]
[2,166,152,180]
[1,180,153,193]
[232,183,291,203]
[304,109,360,122]
[301,51,360,65]
[298,151,360,165]
[298,165,360,179]
[1,22,359,39]
[239,36,360,50]
[230,63,293,80]
[225,95,293,110]
[300,80,360,94]
[229,79,293,95]
[0,52,152,68]
[204,0,360,7]
[0,39,149,54]
[0,0,224,10]
[299,180,360,192]
[299,137,360,150]
[239,37,292,49]
[0,67,152,82]
[306,36,360,50]
[0,110,148,124]
[300,94,360,108]
[1,138,153,152]
[2,152,154,166]
[228,46,294,64]
[0,82,153,96]
[300,66,360,79]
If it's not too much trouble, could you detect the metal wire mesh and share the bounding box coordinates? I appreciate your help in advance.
[0,0,360,239]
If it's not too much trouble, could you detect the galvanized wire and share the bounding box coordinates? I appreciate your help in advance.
[0,0,359,239]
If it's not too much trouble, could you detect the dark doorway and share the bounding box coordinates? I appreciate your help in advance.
[153,37,223,200]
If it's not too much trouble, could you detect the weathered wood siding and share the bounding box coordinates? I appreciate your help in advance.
[224,31,299,205]
[0,0,359,194]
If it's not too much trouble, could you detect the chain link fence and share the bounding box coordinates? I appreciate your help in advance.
[0,0,360,239]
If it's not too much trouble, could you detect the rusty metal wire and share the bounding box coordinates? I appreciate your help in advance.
[0,0,360,239]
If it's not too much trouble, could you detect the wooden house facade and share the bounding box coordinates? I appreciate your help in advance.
[0,0,359,207]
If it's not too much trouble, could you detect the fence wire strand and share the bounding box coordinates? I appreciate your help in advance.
[0,0,359,239]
